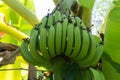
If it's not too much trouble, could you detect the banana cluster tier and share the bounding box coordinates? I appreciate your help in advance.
[21,11,103,70]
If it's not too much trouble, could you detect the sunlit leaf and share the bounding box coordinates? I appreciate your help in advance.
[9,9,19,25]
[0,34,18,45]
[103,52,120,73]
[0,13,6,38]
[0,57,22,80]
[19,23,32,36]
[113,0,120,6]
[19,0,35,12]
[78,0,95,9]
[0,0,33,44]
[103,6,120,80]
[0,0,36,80]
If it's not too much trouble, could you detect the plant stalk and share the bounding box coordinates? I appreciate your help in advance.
[0,22,29,42]
[82,7,92,27]
[2,0,40,26]
[52,57,65,80]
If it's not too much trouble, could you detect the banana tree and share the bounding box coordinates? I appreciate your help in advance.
[0,0,120,80]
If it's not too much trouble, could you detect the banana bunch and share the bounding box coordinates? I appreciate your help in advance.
[20,10,104,77]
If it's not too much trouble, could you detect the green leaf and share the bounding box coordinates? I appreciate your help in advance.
[78,0,95,9]
[102,54,120,80]
[103,52,120,73]
[0,34,18,45]
[0,57,22,80]
[20,0,35,12]
[0,3,5,7]
[102,6,120,80]
[113,0,120,6]
[0,0,34,44]
[9,9,19,24]
[104,6,120,63]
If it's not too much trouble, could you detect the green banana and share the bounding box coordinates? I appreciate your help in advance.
[54,10,61,23]
[98,70,105,80]
[65,23,74,57]
[70,16,76,24]
[21,40,39,66]
[84,69,92,80]
[55,22,62,55]
[74,27,89,61]
[38,16,48,51]
[74,16,82,27]
[40,27,51,59]
[93,35,101,45]
[90,44,103,67]
[48,25,56,57]
[29,27,52,69]
[90,68,101,80]
[29,27,48,64]
[39,16,48,30]
[47,14,54,26]
[79,32,97,67]
[61,18,68,53]
[61,14,66,19]
[70,26,81,59]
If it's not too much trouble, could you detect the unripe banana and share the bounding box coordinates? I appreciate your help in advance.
[90,68,101,80]
[38,16,48,51]
[61,14,66,19]
[29,27,48,64]
[93,35,101,45]
[40,27,51,59]
[84,69,92,80]
[69,15,76,24]
[55,22,62,55]
[78,32,97,67]
[74,27,89,61]
[29,27,52,69]
[65,23,74,56]
[48,25,56,57]
[47,14,54,26]
[70,26,81,59]
[39,16,48,30]
[90,44,103,66]
[21,40,39,66]
[98,70,105,80]
[54,10,61,23]
[61,18,68,53]
[74,16,82,27]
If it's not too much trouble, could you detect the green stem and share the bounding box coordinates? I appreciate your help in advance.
[82,7,92,27]
[0,22,29,42]
[2,0,40,26]
[52,57,65,80]
[53,0,75,15]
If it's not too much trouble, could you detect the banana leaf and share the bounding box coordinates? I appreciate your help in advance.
[102,5,120,80]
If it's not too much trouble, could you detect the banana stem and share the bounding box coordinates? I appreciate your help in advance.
[0,22,29,42]
[52,57,65,80]
[82,7,92,27]
[2,0,40,26]
[52,0,75,15]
